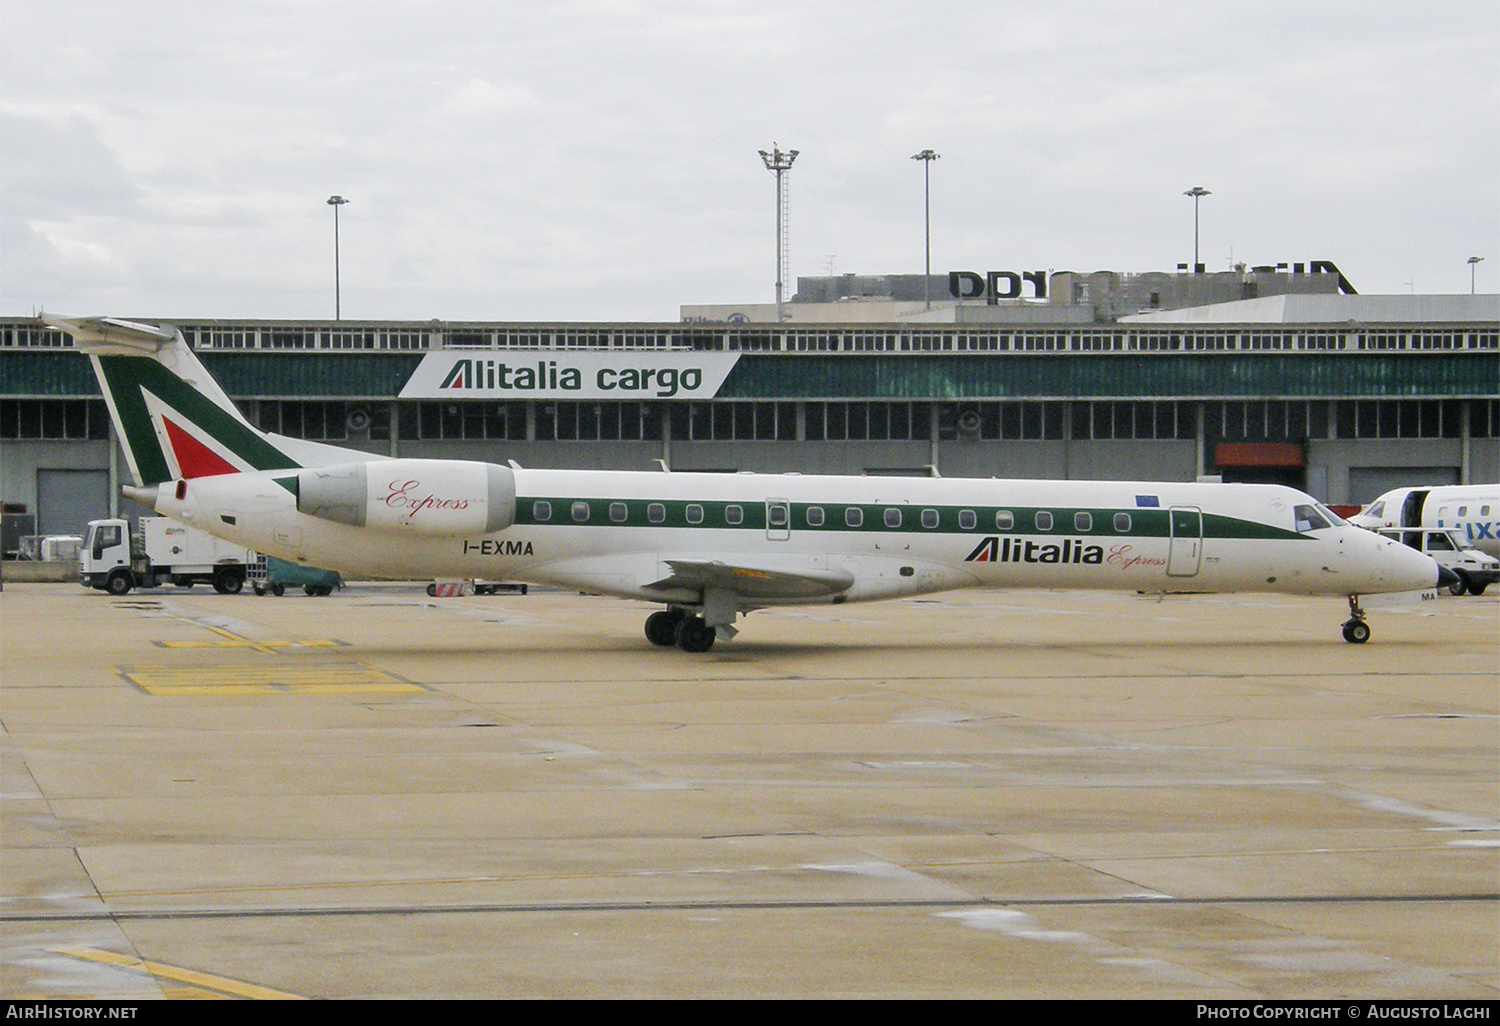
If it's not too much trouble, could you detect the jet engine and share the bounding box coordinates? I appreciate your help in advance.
[297,459,516,536]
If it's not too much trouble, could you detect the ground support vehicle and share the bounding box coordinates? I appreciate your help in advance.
[1377,527,1499,596]
[80,517,258,595]
[250,555,343,596]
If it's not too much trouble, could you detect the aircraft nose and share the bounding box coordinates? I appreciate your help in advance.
[1436,565,1460,590]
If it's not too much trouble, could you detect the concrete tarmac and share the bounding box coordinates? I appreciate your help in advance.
[1,581,1496,999]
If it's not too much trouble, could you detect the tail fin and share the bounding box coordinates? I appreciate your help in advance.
[46,316,301,487]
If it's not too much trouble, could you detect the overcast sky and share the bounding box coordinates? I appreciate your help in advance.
[3,1,1496,321]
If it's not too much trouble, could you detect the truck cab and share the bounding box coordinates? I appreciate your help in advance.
[1377,527,1499,597]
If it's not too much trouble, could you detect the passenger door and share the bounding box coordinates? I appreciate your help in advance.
[1166,506,1202,577]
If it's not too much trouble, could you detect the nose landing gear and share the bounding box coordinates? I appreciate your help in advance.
[1341,595,1370,644]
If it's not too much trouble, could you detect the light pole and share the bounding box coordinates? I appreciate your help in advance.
[327,195,349,319]
[758,145,798,320]
[1183,186,1210,271]
[1468,256,1484,294]
[911,149,939,309]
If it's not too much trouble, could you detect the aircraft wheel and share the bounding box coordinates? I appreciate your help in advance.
[675,616,716,653]
[1447,571,1469,597]
[105,570,133,596]
[1341,619,1370,644]
[213,568,244,595]
[644,609,684,647]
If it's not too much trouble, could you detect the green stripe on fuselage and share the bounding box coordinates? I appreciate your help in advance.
[512,496,1305,541]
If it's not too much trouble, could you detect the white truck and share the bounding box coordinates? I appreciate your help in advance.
[80,517,260,596]
[1375,526,1500,597]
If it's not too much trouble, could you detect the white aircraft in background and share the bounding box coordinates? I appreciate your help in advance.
[50,315,1450,649]
[1351,485,1500,560]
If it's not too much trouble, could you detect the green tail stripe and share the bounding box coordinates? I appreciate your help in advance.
[99,355,300,483]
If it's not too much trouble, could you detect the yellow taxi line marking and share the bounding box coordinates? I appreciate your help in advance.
[115,663,424,695]
[155,639,345,649]
[49,946,306,1000]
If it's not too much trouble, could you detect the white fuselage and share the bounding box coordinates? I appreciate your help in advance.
[151,468,1439,610]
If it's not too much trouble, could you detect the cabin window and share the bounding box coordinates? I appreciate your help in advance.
[921,509,939,529]
[533,501,552,522]
[609,502,628,523]
[884,508,903,529]
[768,504,789,528]
[845,507,864,528]
[647,503,666,524]
[725,504,744,525]
[959,509,976,530]
[1074,512,1092,532]
[995,510,1014,530]
[1113,512,1131,532]
[805,506,825,527]
[1482,505,1491,516]
[686,504,704,524]
[1458,506,1468,516]
[1035,511,1053,531]
[571,501,590,522]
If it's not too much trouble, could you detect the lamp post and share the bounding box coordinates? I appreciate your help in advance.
[757,145,798,320]
[1468,256,1484,294]
[327,195,349,319]
[911,149,939,309]
[1183,186,1210,271]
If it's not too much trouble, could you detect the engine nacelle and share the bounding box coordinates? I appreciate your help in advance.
[297,460,516,536]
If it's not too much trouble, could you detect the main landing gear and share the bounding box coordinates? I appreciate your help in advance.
[1341,595,1371,644]
[644,608,718,653]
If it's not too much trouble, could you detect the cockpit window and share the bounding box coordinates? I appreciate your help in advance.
[1314,502,1347,527]
[1293,504,1335,533]
[1363,501,1385,519]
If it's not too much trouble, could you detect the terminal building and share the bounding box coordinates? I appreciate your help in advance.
[2,263,1496,544]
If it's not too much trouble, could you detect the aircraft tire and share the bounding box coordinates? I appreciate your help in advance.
[1341,619,1370,644]
[105,570,133,596]
[214,568,244,595]
[1447,571,1469,597]
[645,609,684,647]
[675,616,716,653]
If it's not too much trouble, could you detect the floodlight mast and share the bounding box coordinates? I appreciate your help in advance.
[758,145,799,321]
[1468,256,1484,294]
[1183,186,1210,271]
[327,195,350,320]
[911,149,940,309]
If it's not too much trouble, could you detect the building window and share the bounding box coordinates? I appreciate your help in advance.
[0,400,110,440]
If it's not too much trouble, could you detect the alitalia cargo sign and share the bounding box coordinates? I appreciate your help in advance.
[399,352,741,400]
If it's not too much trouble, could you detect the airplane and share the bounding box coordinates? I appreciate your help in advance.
[48,315,1453,650]
[1350,484,1500,561]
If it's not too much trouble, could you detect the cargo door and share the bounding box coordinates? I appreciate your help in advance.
[765,498,791,542]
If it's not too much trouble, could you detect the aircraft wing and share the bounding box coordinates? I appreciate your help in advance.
[644,559,854,600]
